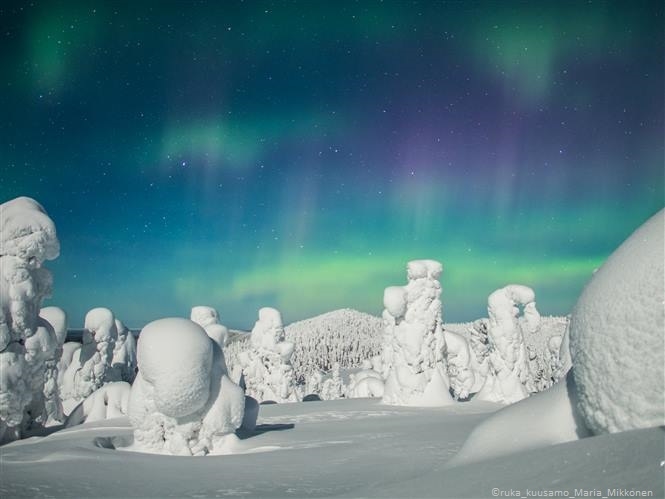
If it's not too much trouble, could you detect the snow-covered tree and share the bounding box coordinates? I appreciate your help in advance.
[128,318,245,456]
[0,197,60,443]
[110,319,137,384]
[444,330,475,400]
[38,306,67,424]
[60,308,118,412]
[474,285,536,404]
[284,309,382,385]
[191,305,230,348]
[239,308,299,403]
[381,260,455,406]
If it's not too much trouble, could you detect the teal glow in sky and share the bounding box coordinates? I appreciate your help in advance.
[1,1,663,328]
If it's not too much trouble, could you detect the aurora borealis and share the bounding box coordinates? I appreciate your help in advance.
[2,1,663,328]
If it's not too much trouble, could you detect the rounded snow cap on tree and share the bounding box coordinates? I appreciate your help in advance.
[190,306,220,328]
[137,318,213,418]
[407,259,442,280]
[0,197,59,262]
[570,209,664,435]
[39,307,67,347]
[384,286,407,319]
[83,308,117,344]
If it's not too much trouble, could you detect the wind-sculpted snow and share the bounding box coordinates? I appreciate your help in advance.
[570,209,664,434]
[382,260,455,406]
[240,308,299,403]
[0,197,59,444]
[128,318,245,456]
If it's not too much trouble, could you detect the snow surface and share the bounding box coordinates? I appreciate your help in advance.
[570,209,665,434]
[1,398,662,498]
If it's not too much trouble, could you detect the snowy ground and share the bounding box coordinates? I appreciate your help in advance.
[2,398,663,498]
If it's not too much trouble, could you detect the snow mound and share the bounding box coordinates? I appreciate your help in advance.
[447,372,589,467]
[570,209,665,434]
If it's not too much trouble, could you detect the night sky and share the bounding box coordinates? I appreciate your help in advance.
[2,1,663,329]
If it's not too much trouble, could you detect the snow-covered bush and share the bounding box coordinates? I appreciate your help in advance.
[240,308,299,403]
[60,308,118,412]
[38,306,67,424]
[65,381,131,427]
[191,305,230,348]
[382,260,454,406]
[569,209,664,434]
[0,197,59,443]
[110,319,137,384]
[128,318,245,456]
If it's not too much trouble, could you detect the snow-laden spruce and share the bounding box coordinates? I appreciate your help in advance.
[473,284,538,404]
[110,319,137,384]
[60,308,118,413]
[0,197,60,444]
[449,209,665,466]
[128,318,245,456]
[284,308,382,385]
[38,306,68,424]
[381,260,455,406]
[191,305,230,348]
[239,308,299,403]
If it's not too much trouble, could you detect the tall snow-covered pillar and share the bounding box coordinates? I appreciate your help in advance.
[382,259,454,406]
[0,197,60,443]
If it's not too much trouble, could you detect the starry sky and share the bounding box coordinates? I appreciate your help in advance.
[2,1,663,329]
